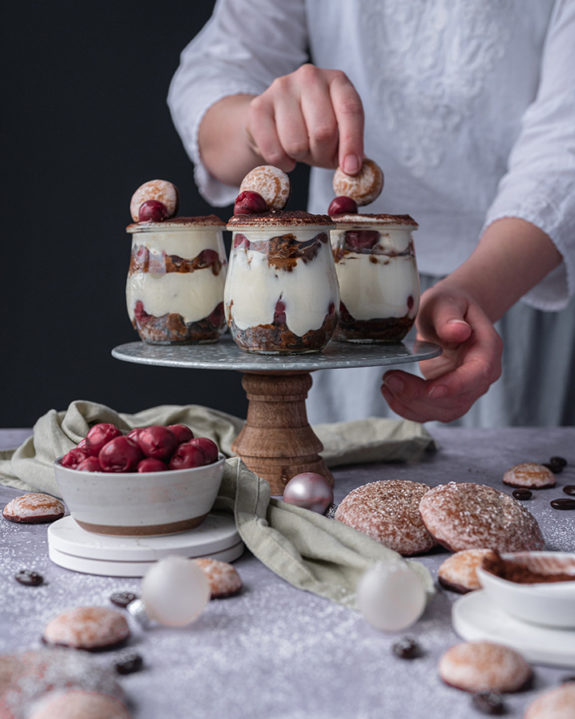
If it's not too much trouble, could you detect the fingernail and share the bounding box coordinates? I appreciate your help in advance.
[343,154,361,174]
[428,385,448,399]
[447,319,469,327]
[383,375,404,396]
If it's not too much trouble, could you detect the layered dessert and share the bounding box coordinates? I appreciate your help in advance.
[330,213,419,343]
[126,216,227,344]
[225,211,339,353]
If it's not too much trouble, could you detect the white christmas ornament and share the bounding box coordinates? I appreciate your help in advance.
[140,555,210,627]
[282,472,333,514]
[357,560,426,632]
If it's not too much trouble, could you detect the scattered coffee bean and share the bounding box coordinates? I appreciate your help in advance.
[512,489,532,501]
[324,503,338,519]
[114,652,144,675]
[15,569,44,586]
[472,691,506,715]
[550,456,567,469]
[563,485,575,497]
[550,498,575,510]
[110,591,138,608]
[392,636,422,660]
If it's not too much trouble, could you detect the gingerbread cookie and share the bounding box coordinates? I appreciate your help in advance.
[3,493,65,524]
[239,165,290,210]
[437,549,496,594]
[418,482,545,553]
[29,690,130,719]
[335,480,437,556]
[525,683,575,719]
[503,462,556,489]
[332,158,384,206]
[439,641,532,693]
[130,179,178,222]
[194,558,243,599]
[43,607,130,651]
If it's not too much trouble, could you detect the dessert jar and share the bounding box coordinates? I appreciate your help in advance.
[330,214,420,342]
[224,211,339,353]
[126,216,227,344]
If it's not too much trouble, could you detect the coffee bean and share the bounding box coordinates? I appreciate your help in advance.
[114,652,144,675]
[550,498,575,510]
[392,636,422,660]
[471,691,506,715]
[550,456,567,469]
[324,503,338,519]
[15,569,44,586]
[110,591,138,608]
[563,485,575,497]
[512,489,532,501]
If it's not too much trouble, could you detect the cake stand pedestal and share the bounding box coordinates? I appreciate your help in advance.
[112,337,440,495]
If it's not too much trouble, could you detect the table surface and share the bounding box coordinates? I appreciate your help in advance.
[1,426,574,719]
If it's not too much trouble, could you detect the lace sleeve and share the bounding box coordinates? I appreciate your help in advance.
[483,0,575,311]
[167,0,308,207]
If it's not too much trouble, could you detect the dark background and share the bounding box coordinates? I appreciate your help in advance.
[2,1,309,428]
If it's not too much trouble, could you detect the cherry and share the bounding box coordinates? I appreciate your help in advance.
[188,437,219,464]
[76,456,103,472]
[167,424,194,444]
[274,299,286,325]
[77,438,89,450]
[61,448,90,469]
[328,195,358,216]
[99,436,143,472]
[127,427,144,443]
[137,458,168,473]
[85,423,123,456]
[233,233,250,249]
[344,230,380,251]
[234,190,267,215]
[169,442,207,470]
[137,426,178,460]
[138,200,168,222]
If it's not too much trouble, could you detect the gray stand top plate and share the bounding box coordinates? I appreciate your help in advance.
[112,334,440,372]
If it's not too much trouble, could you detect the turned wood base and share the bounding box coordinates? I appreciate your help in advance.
[232,372,333,496]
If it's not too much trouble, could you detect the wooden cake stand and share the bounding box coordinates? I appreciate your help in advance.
[112,337,440,495]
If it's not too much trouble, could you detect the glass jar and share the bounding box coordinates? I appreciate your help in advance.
[330,214,419,342]
[224,211,339,353]
[126,216,227,344]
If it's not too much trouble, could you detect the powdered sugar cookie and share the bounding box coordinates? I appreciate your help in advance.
[239,165,290,210]
[525,683,575,719]
[43,607,130,651]
[335,480,437,556]
[29,690,130,719]
[130,179,179,222]
[418,482,545,553]
[332,158,384,206]
[503,462,556,489]
[437,549,496,594]
[3,493,65,524]
[439,641,532,693]
[194,558,242,599]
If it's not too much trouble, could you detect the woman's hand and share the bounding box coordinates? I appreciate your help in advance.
[246,64,364,175]
[381,281,503,423]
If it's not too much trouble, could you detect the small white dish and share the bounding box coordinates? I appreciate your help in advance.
[54,455,225,536]
[476,551,575,628]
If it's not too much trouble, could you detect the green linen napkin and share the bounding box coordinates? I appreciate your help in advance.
[0,400,435,607]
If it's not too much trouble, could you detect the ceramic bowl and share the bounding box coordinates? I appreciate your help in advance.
[54,456,226,536]
[477,551,575,628]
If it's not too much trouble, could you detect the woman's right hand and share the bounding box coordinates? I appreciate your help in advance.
[245,64,364,175]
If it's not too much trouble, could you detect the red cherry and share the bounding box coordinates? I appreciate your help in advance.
[344,230,380,251]
[61,448,90,469]
[137,458,168,473]
[233,233,250,249]
[76,457,102,472]
[85,423,123,456]
[274,299,286,325]
[137,426,178,460]
[167,424,194,444]
[169,442,207,470]
[99,437,143,472]
[234,191,267,215]
[328,196,358,216]
[139,200,168,222]
[77,438,89,450]
[127,427,144,443]
[188,437,219,464]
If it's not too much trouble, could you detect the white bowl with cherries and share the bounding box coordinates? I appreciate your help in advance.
[55,423,225,537]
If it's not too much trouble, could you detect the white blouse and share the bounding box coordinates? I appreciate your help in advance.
[168,0,575,312]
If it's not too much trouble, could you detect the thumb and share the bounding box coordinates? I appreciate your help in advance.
[422,294,472,347]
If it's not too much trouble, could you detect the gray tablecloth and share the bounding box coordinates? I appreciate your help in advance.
[1,427,574,718]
